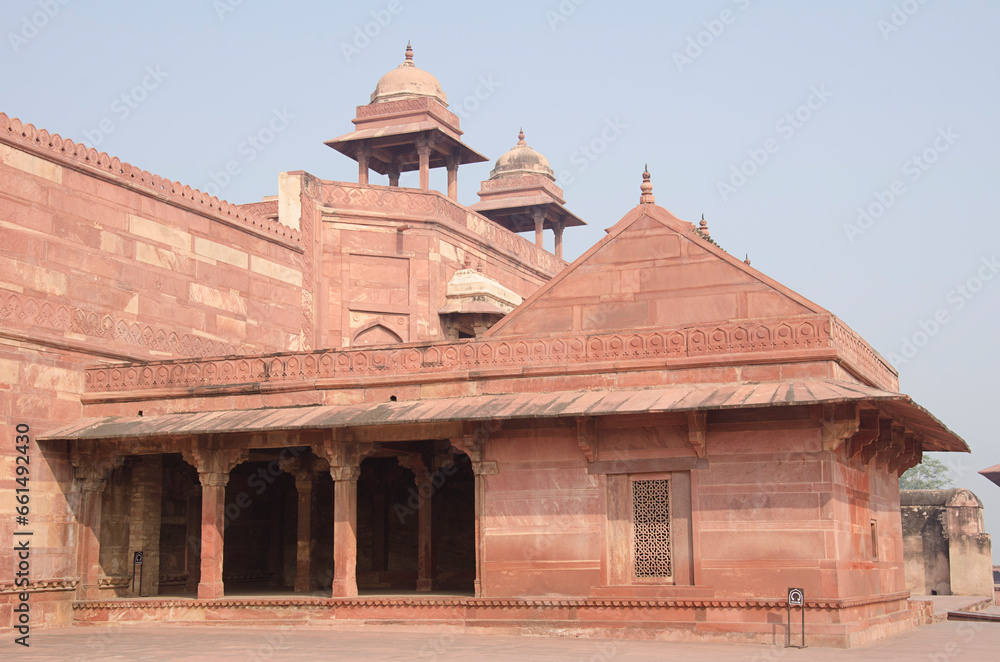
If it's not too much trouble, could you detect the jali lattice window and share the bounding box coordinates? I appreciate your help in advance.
[632,478,672,578]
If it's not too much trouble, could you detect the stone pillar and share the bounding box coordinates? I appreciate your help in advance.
[357,143,370,186]
[293,470,314,593]
[416,136,432,191]
[446,153,459,201]
[128,455,163,597]
[182,445,247,600]
[554,221,564,260]
[532,208,545,249]
[185,485,201,594]
[415,471,435,592]
[197,472,228,599]
[387,160,400,187]
[71,449,123,601]
[330,465,360,597]
[451,433,498,598]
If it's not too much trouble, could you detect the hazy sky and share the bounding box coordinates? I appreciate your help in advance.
[5,2,1000,558]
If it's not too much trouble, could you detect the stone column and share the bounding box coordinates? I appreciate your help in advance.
[293,470,314,593]
[197,471,228,599]
[182,445,247,600]
[554,221,564,260]
[128,455,163,597]
[185,485,201,594]
[330,465,360,597]
[415,470,435,592]
[532,208,545,249]
[451,433,498,598]
[71,450,123,601]
[387,160,400,187]
[446,153,459,201]
[416,136,432,191]
[357,143,370,186]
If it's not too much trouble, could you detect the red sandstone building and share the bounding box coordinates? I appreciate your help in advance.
[0,46,970,647]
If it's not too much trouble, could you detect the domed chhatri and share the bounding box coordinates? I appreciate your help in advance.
[370,42,449,105]
[489,129,556,181]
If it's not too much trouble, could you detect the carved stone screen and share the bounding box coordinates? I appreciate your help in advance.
[632,478,672,578]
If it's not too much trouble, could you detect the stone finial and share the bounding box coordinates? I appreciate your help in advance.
[404,41,414,64]
[517,128,526,146]
[745,254,751,265]
[639,165,655,204]
[699,214,710,236]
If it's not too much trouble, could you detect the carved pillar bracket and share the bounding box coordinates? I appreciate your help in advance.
[70,446,124,600]
[576,416,597,462]
[820,403,860,454]
[180,441,247,600]
[687,411,707,459]
[848,410,880,460]
[451,433,497,476]
[314,437,376,598]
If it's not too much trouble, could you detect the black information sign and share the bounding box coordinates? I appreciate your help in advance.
[132,551,144,597]
[786,587,806,648]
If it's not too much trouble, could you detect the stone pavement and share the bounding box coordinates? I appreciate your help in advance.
[3,621,999,662]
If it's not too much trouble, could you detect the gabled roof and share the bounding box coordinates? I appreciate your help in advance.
[485,201,827,338]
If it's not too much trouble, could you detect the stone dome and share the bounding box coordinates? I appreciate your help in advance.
[488,130,555,181]
[370,43,448,105]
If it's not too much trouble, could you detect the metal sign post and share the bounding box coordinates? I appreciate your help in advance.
[786,587,805,648]
[132,551,144,597]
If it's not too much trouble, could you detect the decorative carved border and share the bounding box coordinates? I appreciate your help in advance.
[1,291,255,359]
[1,578,79,593]
[85,316,838,392]
[72,591,911,611]
[0,113,300,246]
[831,317,898,391]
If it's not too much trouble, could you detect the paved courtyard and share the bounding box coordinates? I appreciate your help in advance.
[4,621,998,661]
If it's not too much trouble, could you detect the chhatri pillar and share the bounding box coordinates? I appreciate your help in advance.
[532,207,545,248]
[415,135,432,191]
[357,143,371,186]
[71,447,124,600]
[446,152,459,201]
[182,444,248,600]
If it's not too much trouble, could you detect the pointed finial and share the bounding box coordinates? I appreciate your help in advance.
[744,254,751,265]
[404,41,414,63]
[639,166,655,204]
[517,128,526,146]
[699,214,710,236]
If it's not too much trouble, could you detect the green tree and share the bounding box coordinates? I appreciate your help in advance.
[899,457,954,490]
